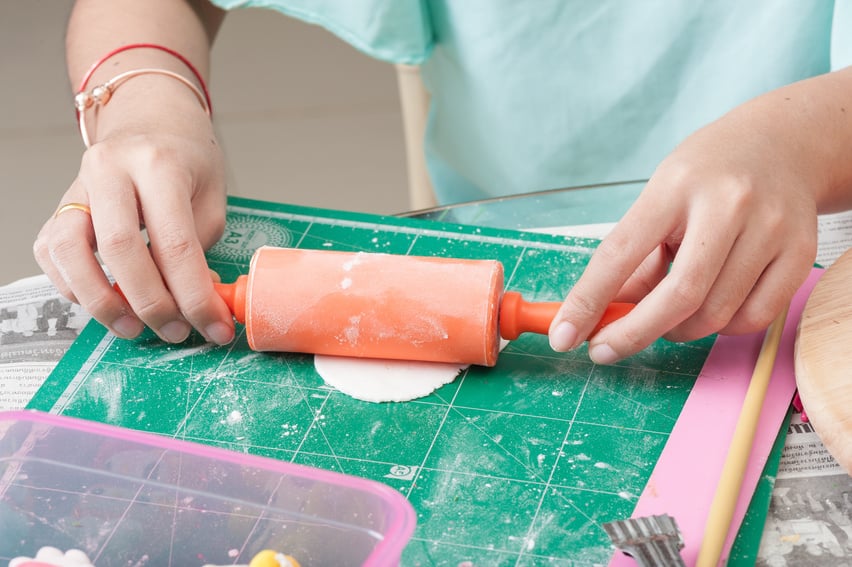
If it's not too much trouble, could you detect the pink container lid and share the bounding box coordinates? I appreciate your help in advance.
[0,410,417,566]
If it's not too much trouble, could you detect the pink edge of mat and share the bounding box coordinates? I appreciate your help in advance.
[609,268,823,567]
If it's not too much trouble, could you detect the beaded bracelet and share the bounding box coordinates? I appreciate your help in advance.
[74,68,211,147]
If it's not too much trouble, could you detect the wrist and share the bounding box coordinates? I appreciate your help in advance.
[72,45,213,147]
[757,70,852,212]
[75,44,211,110]
[88,76,214,144]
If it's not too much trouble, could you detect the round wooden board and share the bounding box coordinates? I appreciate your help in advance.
[795,247,852,474]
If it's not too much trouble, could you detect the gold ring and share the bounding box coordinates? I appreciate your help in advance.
[54,202,91,218]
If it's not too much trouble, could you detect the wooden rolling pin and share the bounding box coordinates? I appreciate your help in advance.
[212,246,634,366]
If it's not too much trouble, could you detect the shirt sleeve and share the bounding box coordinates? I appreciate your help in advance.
[832,0,852,70]
[209,0,434,65]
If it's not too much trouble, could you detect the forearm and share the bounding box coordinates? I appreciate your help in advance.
[66,0,225,144]
[810,66,852,213]
[66,0,224,86]
[726,66,852,214]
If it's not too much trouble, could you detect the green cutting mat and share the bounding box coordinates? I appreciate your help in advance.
[30,196,749,565]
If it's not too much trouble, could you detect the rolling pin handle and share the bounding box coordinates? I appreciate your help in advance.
[499,291,559,340]
[499,291,635,342]
[213,275,248,324]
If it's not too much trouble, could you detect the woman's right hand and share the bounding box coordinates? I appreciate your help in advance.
[34,78,235,346]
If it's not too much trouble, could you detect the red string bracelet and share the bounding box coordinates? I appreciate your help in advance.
[76,43,212,114]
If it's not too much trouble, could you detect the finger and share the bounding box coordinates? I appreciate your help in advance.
[661,221,771,341]
[669,202,815,341]
[190,172,228,249]
[611,243,673,304]
[665,254,765,342]
[137,168,234,345]
[38,189,145,339]
[549,187,679,351]
[719,211,816,336]
[586,213,738,364]
[82,163,189,343]
[715,237,813,337]
[34,217,80,304]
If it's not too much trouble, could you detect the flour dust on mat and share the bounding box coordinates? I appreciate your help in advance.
[313,356,465,403]
[314,340,510,403]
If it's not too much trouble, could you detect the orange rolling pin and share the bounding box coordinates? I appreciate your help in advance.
[212,246,634,367]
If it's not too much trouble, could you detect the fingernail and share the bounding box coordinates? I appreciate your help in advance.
[204,321,234,345]
[549,321,579,351]
[589,343,619,365]
[160,320,191,343]
[112,315,144,339]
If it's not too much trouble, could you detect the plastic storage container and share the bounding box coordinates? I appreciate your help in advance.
[0,411,415,566]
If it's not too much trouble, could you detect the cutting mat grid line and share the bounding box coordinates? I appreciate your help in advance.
[515,362,597,566]
[173,329,245,439]
[49,327,114,411]
[23,199,728,566]
[403,372,466,501]
[45,333,693,466]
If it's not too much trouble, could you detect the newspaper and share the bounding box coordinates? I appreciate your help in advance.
[757,414,852,566]
[816,210,852,269]
[0,274,90,412]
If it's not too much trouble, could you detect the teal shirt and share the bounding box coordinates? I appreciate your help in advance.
[211,0,852,205]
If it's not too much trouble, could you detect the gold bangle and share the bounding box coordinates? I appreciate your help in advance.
[74,68,211,147]
[54,202,92,218]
